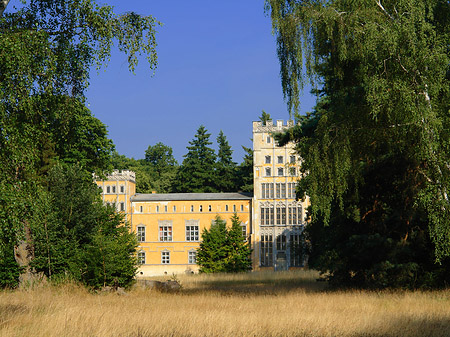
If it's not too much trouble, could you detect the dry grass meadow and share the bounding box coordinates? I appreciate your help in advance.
[1,270,449,337]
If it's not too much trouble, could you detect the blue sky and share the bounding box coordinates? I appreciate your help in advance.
[86,1,316,163]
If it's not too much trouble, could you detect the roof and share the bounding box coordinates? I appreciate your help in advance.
[131,192,253,202]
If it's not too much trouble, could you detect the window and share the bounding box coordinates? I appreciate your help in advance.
[288,206,298,225]
[290,234,303,267]
[173,205,176,212]
[138,251,145,265]
[290,167,296,176]
[277,156,283,164]
[267,136,271,143]
[120,185,125,193]
[106,186,110,194]
[265,167,271,177]
[265,155,271,164]
[261,207,274,225]
[278,168,284,176]
[185,221,199,241]
[240,205,244,212]
[159,221,172,241]
[161,250,170,264]
[276,183,281,198]
[188,250,197,264]
[261,234,273,267]
[225,205,229,212]
[199,205,203,212]
[139,205,143,213]
[156,205,160,213]
[112,185,116,193]
[190,205,194,212]
[276,207,287,225]
[233,205,236,212]
[276,234,287,251]
[290,155,296,164]
[119,202,125,211]
[281,183,286,198]
[208,205,212,212]
[241,224,247,239]
[137,226,145,242]
[288,183,296,198]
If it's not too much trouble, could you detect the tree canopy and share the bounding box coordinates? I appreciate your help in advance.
[0,0,160,288]
[267,0,450,287]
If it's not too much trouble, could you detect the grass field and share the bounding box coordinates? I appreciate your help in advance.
[1,270,449,337]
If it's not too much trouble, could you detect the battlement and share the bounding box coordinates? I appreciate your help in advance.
[103,170,136,183]
[252,119,296,132]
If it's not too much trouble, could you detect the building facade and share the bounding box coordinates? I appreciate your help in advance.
[96,119,307,276]
[252,120,308,270]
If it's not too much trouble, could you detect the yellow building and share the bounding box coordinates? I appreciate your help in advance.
[131,193,252,276]
[96,119,307,276]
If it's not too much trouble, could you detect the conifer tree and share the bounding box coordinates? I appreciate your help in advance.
[174,125,218,192]
[224,214,252,272]
[196,216,228,273]
[237,146,253,193]
[216,130,237,192]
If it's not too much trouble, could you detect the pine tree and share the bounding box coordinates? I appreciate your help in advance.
[237,146,253,193]
[174,125,218,192]
[216,130,237,192]
[224,214,252,272]
[196,216,228,273]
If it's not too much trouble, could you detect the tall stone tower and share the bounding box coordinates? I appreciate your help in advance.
[252,120,308,270]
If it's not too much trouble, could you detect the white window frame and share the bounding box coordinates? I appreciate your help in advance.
[185,220,199,242]
[138,251,145,265]
[159,221,173,242]
[188,250,197,264]
[278,167,284,176]
[161,250,170,264]
[265,155,271,164]
[137,226,145,242]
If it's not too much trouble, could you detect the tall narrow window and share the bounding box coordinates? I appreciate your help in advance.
[261,183,266,199]
[120,185,125,193]
[290,234,303,267]
[137,226,145,242]
[278,168,284,176]
[277,156,283,164]
[225,205,229,212]
[270,208,274,225]
[290,155,296,164]
[161,250,170,264]
[190,205,194,212]
[233,205,236,212]
[119,202,125,211]
[240,205,244,212]
[276,234,287,251]
[265,155,271,164]
[241,223,247,239]
[156,205,160,213]
[281,183,286,198]
[276,183,281,198]
[276,207,281,225]
[139,205,143,213]
[138,251,145,265]
[265,167,271,177]
[188,250,197,264]
[164,205,168,212]
[106,186,110,194]
[261,234,273,267]
[267,136,271,143]
[208,205,212,212]
[173,205,176,212]
[112,186,116,193]
[260,207,266,226]
[281,207,286,224]
[199,205,203,212]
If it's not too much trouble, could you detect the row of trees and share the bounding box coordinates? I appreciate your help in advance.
[111,126,253,194]
[268,0,450,288]
[0,0,160,289]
